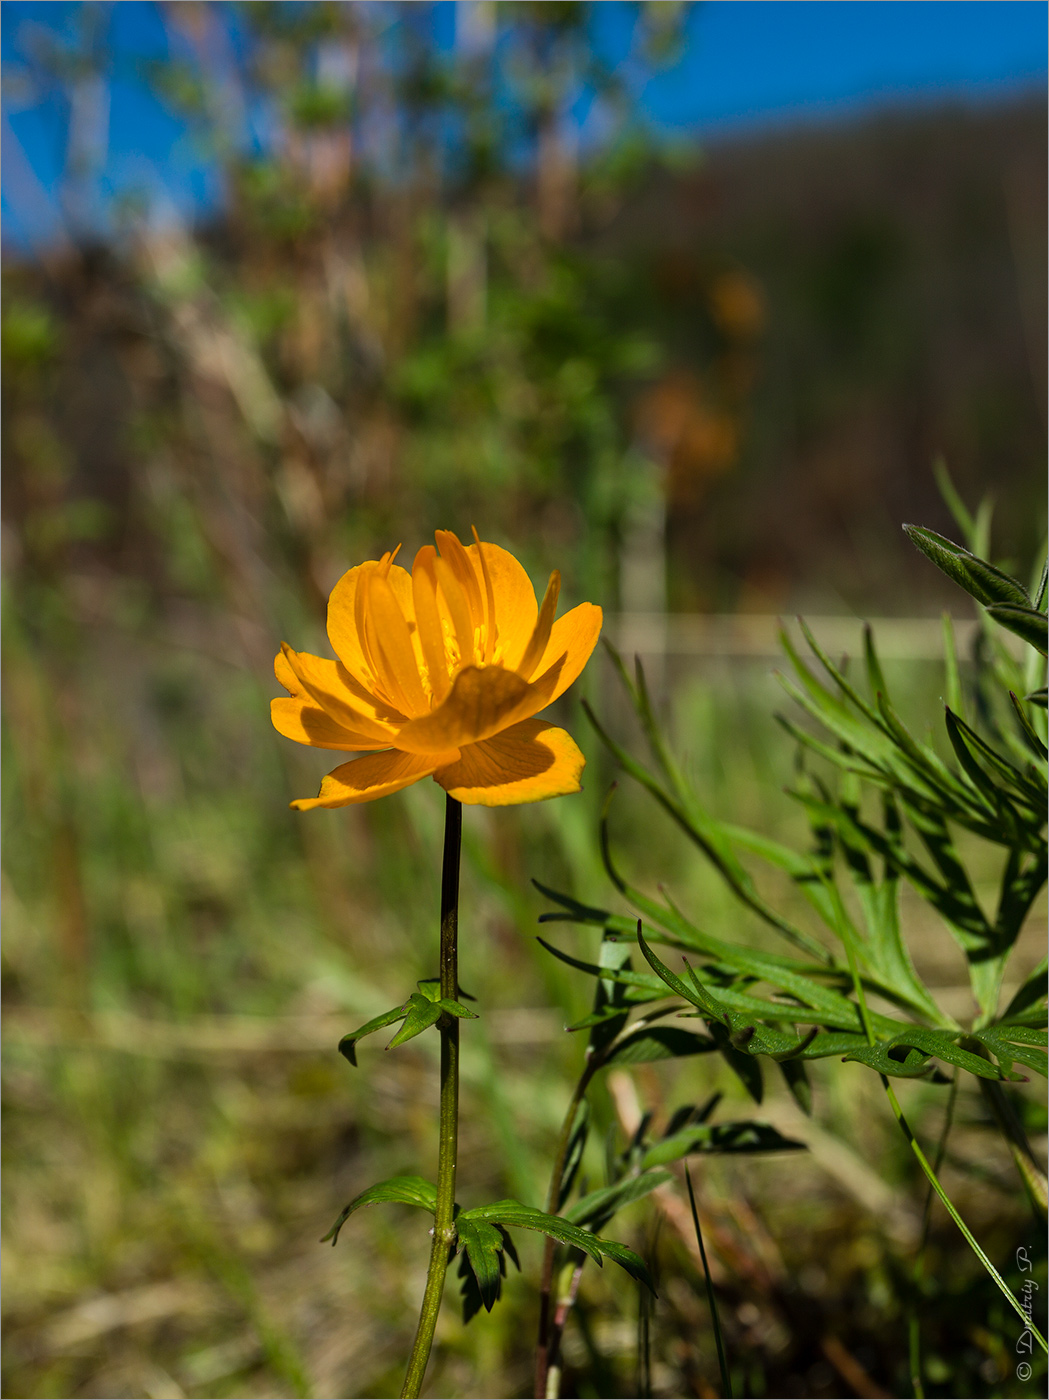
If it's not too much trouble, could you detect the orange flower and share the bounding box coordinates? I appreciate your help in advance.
[272,530,602,809]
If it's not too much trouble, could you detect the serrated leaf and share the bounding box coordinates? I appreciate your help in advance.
[462,1200,655,1290]
[903,525,1030,608]
[603,1026,717,1067]
[456,1216,506,1315]
[565,1170,673,1230]
[637,929,728,1023]
[971,1025,1048,1078]
[338,1004,408,1066]
[386,992,442,1049]
[321,1175,436,1246]
[843,1028,1009,1081]
[986,603,1048,655]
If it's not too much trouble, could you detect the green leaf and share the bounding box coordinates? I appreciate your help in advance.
[321,1175,436,1246]
[779,1056,812,1115]
[640,1120,805,1168]
[603,1026,717,1067]
[456,1216,507,1316]
[1008,692,1049,761]
[565,1170,673,1231]
[462,1200,655,1291]
[437,997,479,1020]
[971,1025,1048,1078]
[386,992,442,1049]
[338,1004,408,1066]
[636,929,728,1023]
[1001,958,1048,1024]
[1026,687,1048,710]
[842,1028,1009,1081]
[986,603,1048,655]
[903,525,1030,608]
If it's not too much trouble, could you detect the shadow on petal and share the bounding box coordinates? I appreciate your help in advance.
[434,719,585,806]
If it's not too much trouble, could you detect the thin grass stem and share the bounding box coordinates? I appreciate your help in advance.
[908,1073,959,1398]
[684,1162,732,1398]
[401,795,463,1399]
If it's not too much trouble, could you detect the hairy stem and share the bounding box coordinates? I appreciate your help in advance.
[401,796,462,1399]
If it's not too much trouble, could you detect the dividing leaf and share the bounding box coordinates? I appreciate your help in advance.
[321,1175,436,1246]
[565,1170,673,1232]
[460,1200,655,1291]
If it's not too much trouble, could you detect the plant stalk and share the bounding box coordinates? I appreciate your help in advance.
[534,1067,594,1398]
[401,795,463,1399]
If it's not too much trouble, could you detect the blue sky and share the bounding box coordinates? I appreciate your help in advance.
[3,1,1046,253]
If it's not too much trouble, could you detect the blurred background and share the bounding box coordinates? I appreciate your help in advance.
[2,4,1046,1397]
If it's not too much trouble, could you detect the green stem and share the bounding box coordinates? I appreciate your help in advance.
[908,1073,959,1399]
[534,1067,594,1399]
[684,1163,732,1399]
[401,796,463,1400]
[841,935,1048,1356]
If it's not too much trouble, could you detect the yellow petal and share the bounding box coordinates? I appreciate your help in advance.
[280,644,403,740]
[394,664,532,753]
[435,530,484,630]
[410,546,450,704]
[327,560,417,686]
[361,569,429,716]
[292,747,457,810]
[275,649,305,697]
[434,720,585,806]
[434,553,476,668]
[530,603,603,705]
[470,528,498,661]
[516,571,561,679]
[463,540,537,669]
[271,697,387,751]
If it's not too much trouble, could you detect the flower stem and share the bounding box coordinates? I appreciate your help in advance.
[401,795,462,1400]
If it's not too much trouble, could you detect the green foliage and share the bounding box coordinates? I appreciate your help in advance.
[338,978,478,1065]
[540,523,1047,1104]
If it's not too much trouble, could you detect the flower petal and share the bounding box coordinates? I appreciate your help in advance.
[327,560,417,687]
[463,540,537,670]
[280,645,403,740]
[394,654,569,753]
[271,697,387,751]
[291,747,457,810]
[530,603,604,705]
[434,720,585,806]
[411,546,452,704]
[435,530,484,631]
[517,570,561,679]
[361,570,429,716]
[395,664,531,753]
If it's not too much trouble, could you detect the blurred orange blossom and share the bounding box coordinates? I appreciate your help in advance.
[272,530,602,808]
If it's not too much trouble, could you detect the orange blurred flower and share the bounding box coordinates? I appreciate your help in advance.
[273,531,602,809]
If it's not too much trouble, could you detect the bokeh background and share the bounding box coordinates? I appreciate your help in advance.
[3,4,1046,1398]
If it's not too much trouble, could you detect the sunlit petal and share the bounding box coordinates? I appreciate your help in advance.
[529,603,603,705]
[395,664,532,753]
[363,570,429,716]
[516,571,561,679]
[271,697,388,751]
[464,541,537,669]
[435,529,484,629]
[434,720,584,806]
[280,644,404,738]
[291,747,457,810]
[412,546,451,704]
